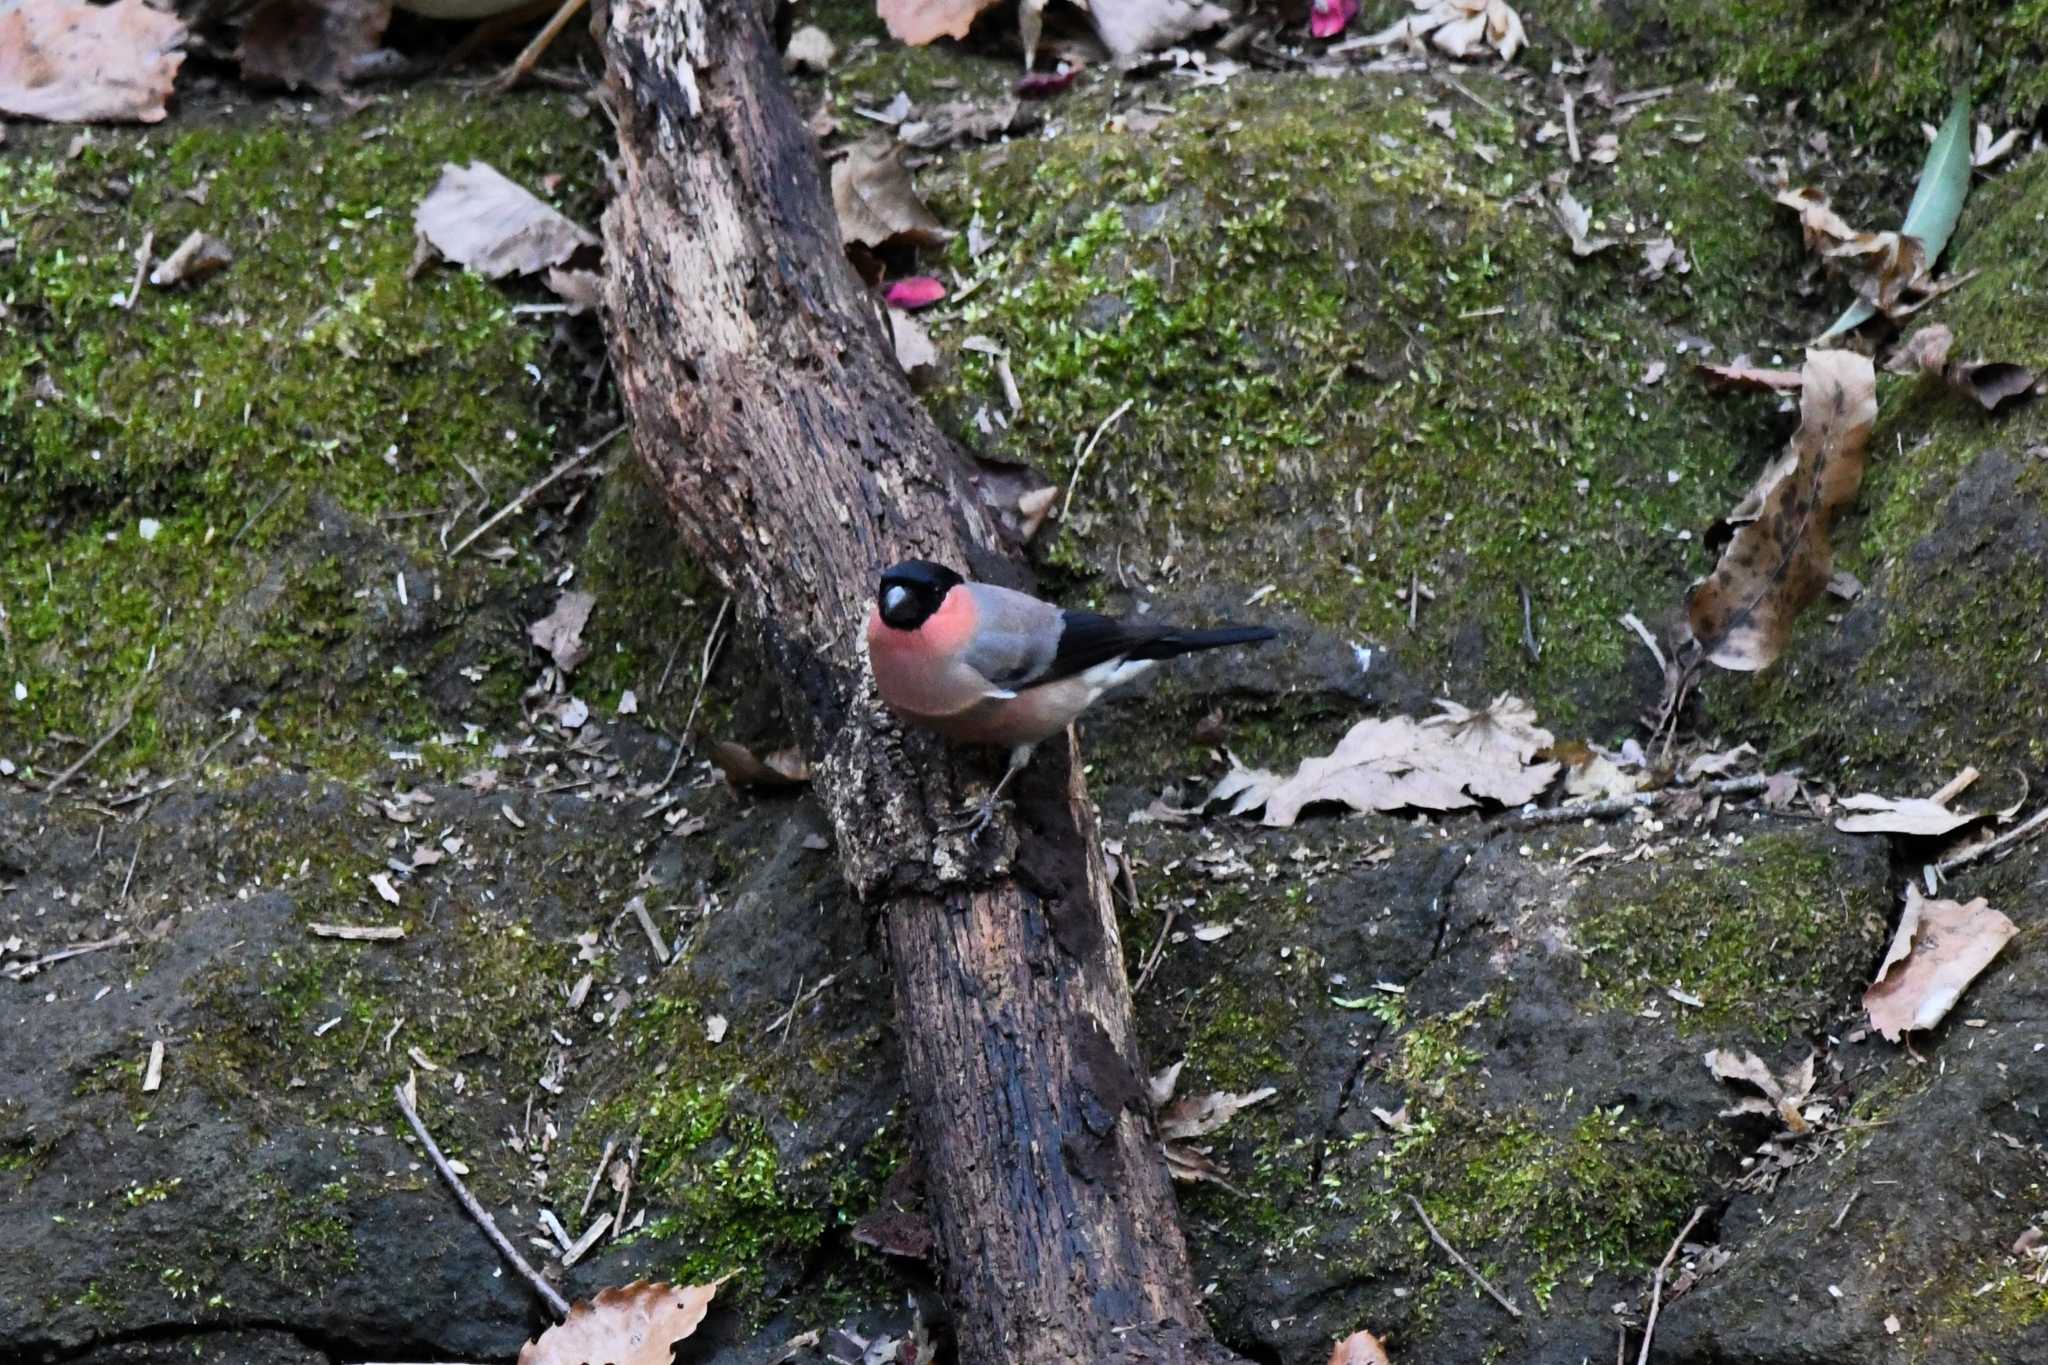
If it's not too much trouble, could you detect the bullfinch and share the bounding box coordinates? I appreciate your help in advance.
[865,559,1278,835]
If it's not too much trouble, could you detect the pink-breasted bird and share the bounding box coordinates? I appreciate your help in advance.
[865,560,1278,835]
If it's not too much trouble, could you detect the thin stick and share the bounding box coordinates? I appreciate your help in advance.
[1131,857,1174,997]
[1562,88,1582,164]
[1937,803,2048,876]
[119,835,144,903]
[119,229,155,311]
[392,1082,570,1320]
[764,970,839,1036]
[1059,399,1134,527]
[680,596,733,746]
[1636,1204,1708,1365]
[1441,74,1506,120]
[42,703,134,801]
[1518,584,1540,663]
[578,1138,617,1221]
[1407,1195,1522,1318]
[0,933,133,981]
[447,425,623,559]
[1620,613,1667,675]
[1514,773,1775,829]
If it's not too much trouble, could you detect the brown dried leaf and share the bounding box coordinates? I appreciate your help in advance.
[1360,0,1526,62]
[0,0,186,124]
[876,0,1005,46]
[529,591,596,675]
[517,1280,723,1365]
[1885,323,1955,376]
[1329,1330,1393,1365]
[1771,185,1860,253]
[897,97,1026,150]
[1551,190,1615,257]
[1158,1086,1276,1142]
[1864,885,2016,1042]
[1704,1047,1815,1132]
[415,162,598,281]
[709,741,811,788]
[1697,362,1805,394]
[238,0,391,95]
[1886,323,2037,411]
[1214,696,1559,827]
[889,308,939,380]
[149,231,233,288]
[1680,349,1876,671]
[831,143,949,252]
[1834,792,1979,837]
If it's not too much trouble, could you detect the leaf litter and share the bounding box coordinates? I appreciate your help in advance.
[1863,885,2015,1042]
[1211,695,1560,827]
[1673,349,1877,678]
[1883,323,2038,413]
[414,163,599,281]
[517,1279,726,1365]
[0,0,187,124]
[1704,1048,1821,1134]
[1150,1061,1276,1187]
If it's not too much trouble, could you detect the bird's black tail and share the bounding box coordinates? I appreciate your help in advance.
[1127,624,1279,661]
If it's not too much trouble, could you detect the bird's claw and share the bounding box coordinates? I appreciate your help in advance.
[939,796,1007,841]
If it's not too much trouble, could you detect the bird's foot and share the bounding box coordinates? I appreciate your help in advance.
[939,795,1009,841]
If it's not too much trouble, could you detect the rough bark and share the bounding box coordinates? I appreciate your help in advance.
[596,4,1243,1363]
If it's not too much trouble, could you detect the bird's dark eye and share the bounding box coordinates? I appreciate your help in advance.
[880,584,922,627]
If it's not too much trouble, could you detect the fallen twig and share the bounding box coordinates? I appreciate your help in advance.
[119,229,155,311]
[1937,803,2048,876]
[764,970,840,1036]
[1406,1193,1522,1319]
[0,933,134,981]
[1620,613,1667,675]
[1636,1204,1708,1365]
[1519,583,1540,663]
[392,1082,570,1320]
[1130,858,1174,998]
[1513,773,1777,829]
[42,700,136,801]
[447,425,623,559]
[1059,398,1134,527]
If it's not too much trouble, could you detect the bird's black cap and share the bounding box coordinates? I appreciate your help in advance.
[877,560,964,629]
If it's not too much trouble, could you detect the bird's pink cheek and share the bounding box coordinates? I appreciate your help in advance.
[920,589,976,656]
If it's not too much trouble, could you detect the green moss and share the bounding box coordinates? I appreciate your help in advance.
[1551,0,2048,150]
[241,1176,362,1285]
[0,85,608,778]
[1573,832,1885,1039]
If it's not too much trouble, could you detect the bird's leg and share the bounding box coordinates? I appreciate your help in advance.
[943,744,1035,840]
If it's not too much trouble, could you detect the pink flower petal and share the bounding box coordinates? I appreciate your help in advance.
[1016,67,1079,98]
[1310,0,1358,39]
[885,276,947,310]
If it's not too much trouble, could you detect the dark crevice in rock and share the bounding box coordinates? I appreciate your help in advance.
[0,1315,458,1365]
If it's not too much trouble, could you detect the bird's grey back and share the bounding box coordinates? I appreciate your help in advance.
[961,582,1065,690]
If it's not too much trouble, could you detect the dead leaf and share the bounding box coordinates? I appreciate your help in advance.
[1328,1331,1392,1365]
[1834,792,1979,838]
[1705,1046,1817,1132]
[149,231,233,288]
[546,267,604,315]
[1678,349,1877,672]
[1017,485,1059,539]
[1551,191,1615,257]
[1680,742,1755,781]
[1562,749,1642,800]
[517,1280,725,1365]
[782,23,836,74]
[0,0,186,123]
[831,143,949,252]
[1212,695,1560,827]
[1158,1087,1277,1141]
[1358,0,1527,62]
[709,741,811,788]
[877,0,1004,46]
[1885,324,2037,413]
[529,591,596,674]
[239,0,392,95]
[897,97,1027,150]
[1640,237,1690,281]
[415,162,598,281]
[1698,362,1805,393]
[1973,123,2022,169]
[889,309,940,380]
[1087,0,1231,60]
[1146,1060,1185,1108]
[1772,184,1861,254]
[1864,885,2016,1042]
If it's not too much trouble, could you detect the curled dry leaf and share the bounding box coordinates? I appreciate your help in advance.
[1698,362,1804,394]
[709,741,812,789]
[239,0,392,94]
[782,23,836,74]
[0,0,187,124]
[877,0,1005,46]
[1678,349,1877,673]
[889,309,940,380]
[832,143,950,252]
[1359,0,1527,62]
[529,590,596,674]
[1329,1330,1393,1365]
[150,231,233,288]
[898,97,1027,149]
[1864,885,2016,1042]
[1149,1062,1276,1186]
[1551,191,1615,257]
[1640,237,1689,281]
[1885,324,2038,413]
[1704,1047,1817,1133]
[1211,695,1560,827]
[415,162,598,281]
[1834,792,1979,837]
[517,1279,724,1365]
